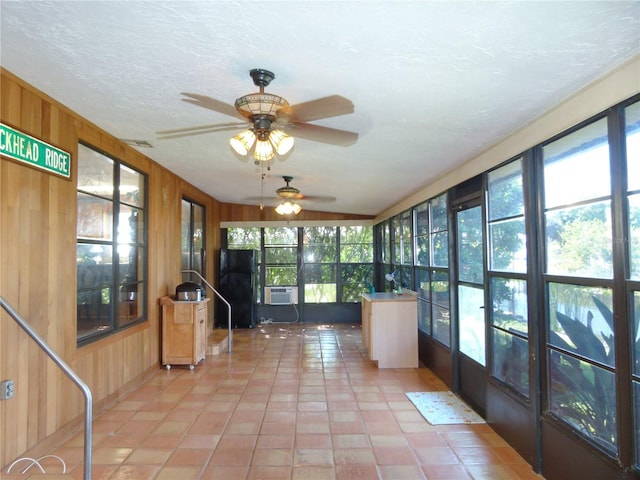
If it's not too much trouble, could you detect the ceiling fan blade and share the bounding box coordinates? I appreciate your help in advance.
[157,122,247,135]
[283,95,354,122]
[284,122,358,146]
[181,92,244,119]
[245,196,279,202]
[300,195,336,202]
[157,124,244,140]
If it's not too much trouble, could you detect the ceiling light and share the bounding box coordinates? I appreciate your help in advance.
[229,130,256,155]
[275,201,302,215]
[229,125,294,162]
[230,70,295,163]
[268,130,294,155]
[254,139,275,162]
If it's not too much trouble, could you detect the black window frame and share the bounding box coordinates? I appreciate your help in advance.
[76,142,148,346]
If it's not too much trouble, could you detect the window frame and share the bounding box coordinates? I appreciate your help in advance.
[76,142,148,346]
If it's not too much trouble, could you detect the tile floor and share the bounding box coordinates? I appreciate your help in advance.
[4,323,545,479]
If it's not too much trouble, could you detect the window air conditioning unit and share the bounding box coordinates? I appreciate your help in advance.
[265,286,298,305]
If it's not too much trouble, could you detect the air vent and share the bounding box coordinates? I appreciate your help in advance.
[120,139,153,148]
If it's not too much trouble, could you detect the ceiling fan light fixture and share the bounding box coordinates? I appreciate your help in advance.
[268,129,294,155]
[235,93,289,118]
[254,138,275,162]
[229,129,256,155]
[275,201,302,215]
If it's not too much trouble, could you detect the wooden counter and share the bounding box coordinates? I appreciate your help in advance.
[160,296,210,369]
[361,290,418,368]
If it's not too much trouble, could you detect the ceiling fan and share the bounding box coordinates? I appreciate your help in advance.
[247,175,336,215]
[157,69,358,163]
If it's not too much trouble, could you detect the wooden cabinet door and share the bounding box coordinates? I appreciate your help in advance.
[361,298,371,353]
[160,297,209,367]
[195,303,207,362]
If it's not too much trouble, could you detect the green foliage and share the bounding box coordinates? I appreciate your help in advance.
[555,218,612,277]
[545,202,608,243]
[457,207,483,283]
[547,295,640,453]
[227,227,260,249]
[492,327,529,396]
[230,226,373,302]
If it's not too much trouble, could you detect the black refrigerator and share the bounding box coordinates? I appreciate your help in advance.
[217,249,257,328]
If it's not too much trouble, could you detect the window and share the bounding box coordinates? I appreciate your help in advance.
[227,227,261,250]
[430,193,451,346]
[487,159,529,397]
[457,206,485,365]
[375,221,392,289]
[264,227,298,286]
[543,117,617,454]
[370,95,640,474]
[76,143,146,344]
[544,119,613,279]
[414,202,430,333]
[399,210,414,289]
[414,202,429,267]
[340,226,374,302]
[181,198,205,283]
[625,101,640,467]
[225,225,372,304]
[303,227,337,302]
[399,210,413,265]
[226,227,262,303]
[381,221,391,264]
[633,290,640,467]
[402,194,450,340]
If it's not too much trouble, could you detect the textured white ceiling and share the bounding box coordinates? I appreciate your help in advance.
[2,1,639,216]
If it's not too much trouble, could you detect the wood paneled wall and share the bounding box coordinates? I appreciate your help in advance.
[0,68,371,468]
[0,68,222,468]
[220,201,373,222]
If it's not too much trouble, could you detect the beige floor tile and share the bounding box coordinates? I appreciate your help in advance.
[25,324,549,480]
[335,464,379,480]
[292,465,336,479]
[378,464,427,480]
[250,448,293,466]
[333,448,377,465]
[421,464,473,479]
[246,465,292,479]
[124,447,172,465]
[413,446,461,466]
[165,448,212,466]
[293,448,334,466]
[154,465,203,480]
[91,447,133,465]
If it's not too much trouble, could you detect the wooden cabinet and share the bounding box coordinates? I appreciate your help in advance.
[160,296,209,369]
[361,291,418,368]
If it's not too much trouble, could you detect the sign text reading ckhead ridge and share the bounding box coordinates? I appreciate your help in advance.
[0,123,71,178]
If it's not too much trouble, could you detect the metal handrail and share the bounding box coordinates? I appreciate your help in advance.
[181,270,232,353]
[0,296,92,480]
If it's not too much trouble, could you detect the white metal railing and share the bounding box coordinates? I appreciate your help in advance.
[181,270,232,353]
[0,296,92,480]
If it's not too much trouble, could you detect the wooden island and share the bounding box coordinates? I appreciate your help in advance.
[361,290,418,368]
[160,296,209,369]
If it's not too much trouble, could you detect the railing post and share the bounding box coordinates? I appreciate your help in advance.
[0,296,92,480]
[181,270,232,353]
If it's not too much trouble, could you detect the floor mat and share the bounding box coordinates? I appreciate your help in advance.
[406,391,485,425]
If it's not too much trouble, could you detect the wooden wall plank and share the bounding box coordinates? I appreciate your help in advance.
[0,68,371,469]
[219,201,373,222]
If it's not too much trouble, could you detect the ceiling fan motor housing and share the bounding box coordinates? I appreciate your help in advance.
[234,68,290,140]
[249,69,275,88]
[276,176,301,198]
[252,115,275,141]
